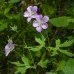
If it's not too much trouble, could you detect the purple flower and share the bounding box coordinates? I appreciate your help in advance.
[33,15,49,32]
[5,39,15,56]
[24,6,38,22]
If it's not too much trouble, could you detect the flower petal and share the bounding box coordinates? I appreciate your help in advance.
[5,44,11,56]
[24,11,30,17]
[42,16,49,23]
[32,6,38,12]
[33,20,39,27]
[27,6,32,12]
[36,15,43,21]
[31,14,38,18]
[42,23,48,29]
[36,26,42,32]
[27,17,32,22]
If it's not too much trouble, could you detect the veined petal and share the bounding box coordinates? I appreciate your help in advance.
[42,23,48,29]
[33,20,39,27]
[27,17,32,22]
[24,11,30,17]
[32,6,38,12]
[36,26,42,32]
[42,16,49,23]
[27,6,32,12]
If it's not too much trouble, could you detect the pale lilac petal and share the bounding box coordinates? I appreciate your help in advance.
[31,14,38,18]
[36,26,42,32]
[33,21,39,27]
[27,6,32,12]
[24,11,30,17]
[42,16,49,23]
[5,43,15,56]
[5,44,10,56]
[42,23,48,29]
[36,15,43,21]
[32,6,38,12]
[27,17,32,22]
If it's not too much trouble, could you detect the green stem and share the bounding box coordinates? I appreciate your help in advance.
[28,49,34,65]
[14,50,22,57]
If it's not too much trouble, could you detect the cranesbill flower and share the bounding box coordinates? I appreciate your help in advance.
[24,6,38,22]
[33,15,49,32]
[5,39,15,56]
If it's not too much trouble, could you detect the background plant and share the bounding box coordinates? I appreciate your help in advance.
[0,0,74,74]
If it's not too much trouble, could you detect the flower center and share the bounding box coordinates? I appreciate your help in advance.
[38,20,43,26]
[31,11,35,15]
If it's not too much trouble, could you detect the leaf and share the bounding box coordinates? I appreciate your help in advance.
[10,56,31,74]
[15,67,28,74]
[21,55,31,67]
[57,60,66,71]
[63,59,74,74]
[50,16,71,27]
[29,46,42,51]
[38,59,49,68]
[0,20,8,31]
[35,35,45,46]
[48,47,58,56]
[57,59,74,74]
[59,50,74,57]
[10,61,25,67]
[60,39,74,47]
[56,39,61,47]
[9,0,20,3]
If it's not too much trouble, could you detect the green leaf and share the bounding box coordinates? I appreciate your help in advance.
[10,61,25,67]
[29,46,42,51]
[48,39,74,56]
[60,39,74,47]
[57,60,66,71]
[57,59,74,74]
[11,56,31,74]
[63,59,74,74]
[21,55,31,67]
[15,67,28,74]
[35,35,45,46]
[49,47,58,56]
[56,39,61,47]
[4,7,11,14]
[50,16,71,27]
[59,50,74,57]
[9,0,20,3]
[0,20,8,31]
[38,59,49,68]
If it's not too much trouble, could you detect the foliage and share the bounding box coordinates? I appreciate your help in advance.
[0,0,74,74]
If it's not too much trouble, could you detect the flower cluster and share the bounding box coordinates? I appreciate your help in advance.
[24,6,49,32]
